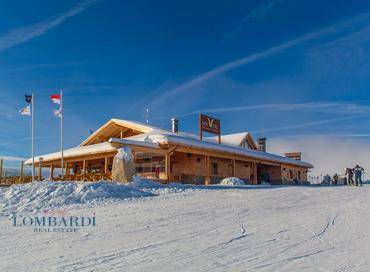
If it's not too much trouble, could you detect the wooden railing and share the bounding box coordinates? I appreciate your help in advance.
[0,173,112,185]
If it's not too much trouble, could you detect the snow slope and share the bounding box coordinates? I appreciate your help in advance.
[1,183,370,271]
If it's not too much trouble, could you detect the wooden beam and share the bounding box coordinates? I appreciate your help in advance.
[165,154,171,183]
[232,159,235,176]
[19,161,24,183]
[0,158,3,182]
[104,157,108,174]
[83,160,87,174]
[205,155,210,185]
[50,164,54,180]
[65,163,70,179]
[38,160,43,181]
[252,162,258,184]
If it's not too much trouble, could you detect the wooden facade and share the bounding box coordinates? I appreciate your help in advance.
[26,119,313,185]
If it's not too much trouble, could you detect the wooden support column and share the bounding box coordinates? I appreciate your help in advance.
[83,160,87,174]
[50,164,54,180]
[104,157,108,174]
[65,163,70,179]
[232,159,235,177]
[38,161,43,181]
[120,129,123,139]
[165,154,171,183]
[205,155,210,186]
[0,158,3,183]
[252,162,258,184]
[19,161,24,183]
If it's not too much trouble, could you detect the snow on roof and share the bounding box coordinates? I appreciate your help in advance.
[110,119,162,133]
[27,118,312,168]
[205,132,253,146]
[25,142,117,165]
[111,133,313,168]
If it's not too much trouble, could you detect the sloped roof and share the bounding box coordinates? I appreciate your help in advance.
[110,133,313,168]
[26,118,313,169]
[25,142,117,164]
[79,119,165,146]
[205,132,257,149]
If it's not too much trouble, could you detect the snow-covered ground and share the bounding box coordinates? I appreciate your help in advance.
[1,180,370,271]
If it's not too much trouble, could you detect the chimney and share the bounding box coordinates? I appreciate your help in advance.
[171,118,179,133]
[285,152,302,161]
[257,137,266,152]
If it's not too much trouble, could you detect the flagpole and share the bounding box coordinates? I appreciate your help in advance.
[61,89,64,179]
[31,93,35,182]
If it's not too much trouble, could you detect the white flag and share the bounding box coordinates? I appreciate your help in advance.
[19,105,31,116]
[53,109,62,118]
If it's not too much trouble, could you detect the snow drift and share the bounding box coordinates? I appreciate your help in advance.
[220,177,246,186]
[0,180,153,214]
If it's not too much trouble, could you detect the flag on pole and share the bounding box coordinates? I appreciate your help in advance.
[19,93,35,182]
[19,94,32,116]
[50,94,62,118]
[50,90,64,179]
[25,94,32,104]
[19,105,31,115]
[50,94,61,104]
[53,109,62,117]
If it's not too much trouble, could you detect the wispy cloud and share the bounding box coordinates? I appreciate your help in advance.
[0,137,55,148]
[224,0,285,39]
[178,101,370,117]
[269,135,370,178]
[0,0,97,52]
[6,61,83,72]
[150,12,370,108]
[251,115,364,134]
[0,156,25,161]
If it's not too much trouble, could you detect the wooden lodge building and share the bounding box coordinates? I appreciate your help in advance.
[25,115,313,185]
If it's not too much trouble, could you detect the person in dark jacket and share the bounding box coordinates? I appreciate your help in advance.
[346,168,354,186]
[333,173,339,186]
[354,165,364,186]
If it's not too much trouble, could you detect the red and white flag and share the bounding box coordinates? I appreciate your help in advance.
[50,94,62,118]
[50,94,61,105]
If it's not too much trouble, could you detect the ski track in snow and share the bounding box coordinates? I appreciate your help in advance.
[1,184,370,271]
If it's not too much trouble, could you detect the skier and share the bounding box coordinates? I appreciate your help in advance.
[354,165,364,186]
[346,168,354,186]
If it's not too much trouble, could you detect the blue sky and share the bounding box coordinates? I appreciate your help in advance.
[2,0,370,174]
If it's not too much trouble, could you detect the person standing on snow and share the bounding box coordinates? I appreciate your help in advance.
[333,173,339,186]
[346,168,354,186]
[353,165,364,186]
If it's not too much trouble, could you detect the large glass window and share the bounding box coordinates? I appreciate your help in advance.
[134,152,165,177]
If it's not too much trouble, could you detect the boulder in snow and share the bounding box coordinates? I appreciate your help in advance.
[112,146,135,183]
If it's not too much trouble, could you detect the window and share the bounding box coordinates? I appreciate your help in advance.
[211,162,218,175]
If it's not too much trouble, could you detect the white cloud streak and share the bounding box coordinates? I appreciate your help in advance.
[250,115,364,134]
[150,12,370,107]
[269,135,370,179]
[224,0,285,39]
[179,101,370,117]
[0,156,25,161]
[0,0,97,52]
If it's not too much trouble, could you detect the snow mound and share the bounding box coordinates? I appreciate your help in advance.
[220,177,246,186]
[127,177,195,195]
[0,181,153,214]
[126,176,165,190]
